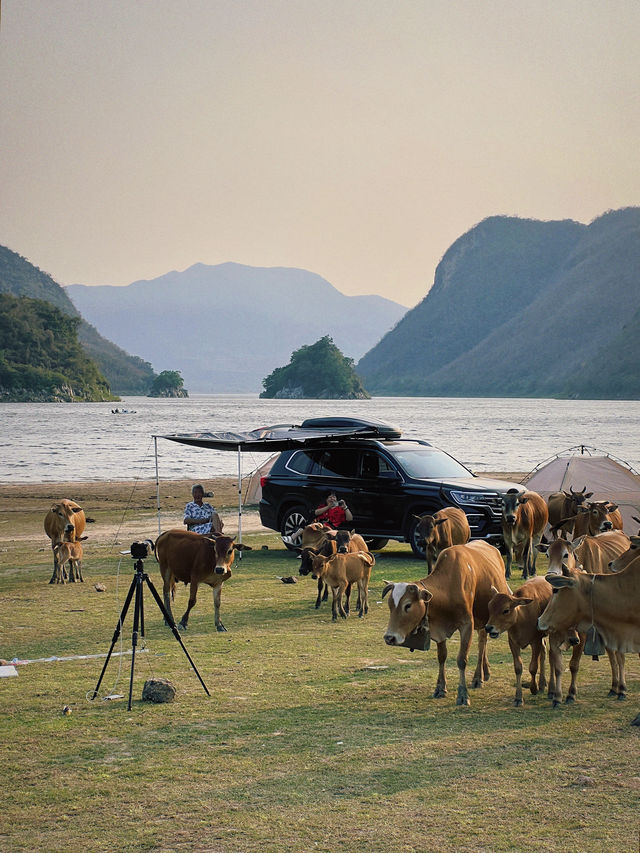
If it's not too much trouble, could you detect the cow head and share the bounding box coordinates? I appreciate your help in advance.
[211,535,251,574]
[538,539,579,576]
[298,547,326,578]
[381,582,432,646]
[335,529,354,554]
[537,565,584,634]
[608,535,640,573]
[485,585,533,638]
[501,488,525,526]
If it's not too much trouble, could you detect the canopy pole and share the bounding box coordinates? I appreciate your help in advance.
[154,436,162,537]
[237,446,243,557]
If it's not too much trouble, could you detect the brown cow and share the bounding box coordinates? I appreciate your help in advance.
[299,550,374,620]
[154,529,251,631]
[539,536,629,705]
[382,541,509,705]
[569,501,624,538]
[538,561,640,715]
[53,540,84,584]
[414,507,471,574]
[44,499,86,584]
[609,535,640,573]
[485,577,553,706]
[547,488,592,539]
[573,530,630,574]
[501,489,549,579]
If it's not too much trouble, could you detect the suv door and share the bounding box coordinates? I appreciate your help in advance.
[351,449,404,533]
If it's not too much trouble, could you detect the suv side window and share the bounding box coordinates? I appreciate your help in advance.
[360,451,397,478]
[286,450,316,475]
[312,449,357,478]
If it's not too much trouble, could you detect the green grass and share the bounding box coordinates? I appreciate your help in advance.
[1,531,638,852]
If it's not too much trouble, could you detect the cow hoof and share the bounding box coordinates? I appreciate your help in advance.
[631,714,640,726]
[530,684,539,695]
[514,698,524,707]
[565,695,575,705]
[456,690,470,706]
[216,624,227,632]
[552,700,561,709]
[617,692,627,701]
[471,678,483,689]
[178,622,188,631]
[433,687,446,699]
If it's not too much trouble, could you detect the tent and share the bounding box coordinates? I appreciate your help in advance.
[522,446,640,533]
[152,417,402,544]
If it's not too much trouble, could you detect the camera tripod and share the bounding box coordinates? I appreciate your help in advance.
[91,556,210,710]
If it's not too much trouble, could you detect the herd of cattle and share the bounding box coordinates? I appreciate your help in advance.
[43,488,640,724]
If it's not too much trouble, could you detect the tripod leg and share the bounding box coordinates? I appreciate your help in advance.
[91,573,137,700]
[127,572,144,711]
[144,575,211,697]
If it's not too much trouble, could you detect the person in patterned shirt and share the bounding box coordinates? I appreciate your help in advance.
[183,484,223,536]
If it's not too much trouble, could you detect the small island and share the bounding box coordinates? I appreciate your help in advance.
[147,369,189,398]
[260,336,370,399]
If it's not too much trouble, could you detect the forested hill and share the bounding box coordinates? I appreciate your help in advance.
[0,246,156,395]
[357,207,640,399]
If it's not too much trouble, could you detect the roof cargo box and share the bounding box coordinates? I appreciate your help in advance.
[299,417,402,439]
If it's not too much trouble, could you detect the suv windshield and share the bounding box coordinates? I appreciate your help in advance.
[389,446,471,479]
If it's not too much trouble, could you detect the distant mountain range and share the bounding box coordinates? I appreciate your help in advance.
[357,207,640,399]
[67,264,408,393]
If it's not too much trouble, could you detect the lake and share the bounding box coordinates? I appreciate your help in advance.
[0,395,638,483]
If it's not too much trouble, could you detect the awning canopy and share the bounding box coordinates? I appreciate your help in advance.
[156,417,402,452]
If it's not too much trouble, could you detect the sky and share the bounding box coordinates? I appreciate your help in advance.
[1,1,639,308]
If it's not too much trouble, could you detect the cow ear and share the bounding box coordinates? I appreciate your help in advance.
[585,492,593,499]
[607,503,619,512]
[546,574,577,589]
[72,506,83,514]
[234,543,252,551]
[536,543,548,554]
[419,588,433,604]
[381,582,394,599]
[79,535,88,541]
[434,517,446,527]
[514,597,533,607]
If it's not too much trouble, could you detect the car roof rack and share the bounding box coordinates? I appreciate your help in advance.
[299,417,402,439]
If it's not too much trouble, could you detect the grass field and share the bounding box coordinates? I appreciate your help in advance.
[0,480,638,852]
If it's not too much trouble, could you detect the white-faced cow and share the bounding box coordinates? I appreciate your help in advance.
[413,507,470,574]
[547,488,592,539]
[382,541,509,706]
[484,576,554,706]
[44,499,87,584]
[501,489,548,579]
[154,529,251,631]
[538,560,640,721]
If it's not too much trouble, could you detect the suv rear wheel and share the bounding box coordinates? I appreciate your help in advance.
[408,515,428,560]
[280,505,307,550]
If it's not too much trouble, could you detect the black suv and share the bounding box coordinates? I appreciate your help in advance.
[258,417,522,557]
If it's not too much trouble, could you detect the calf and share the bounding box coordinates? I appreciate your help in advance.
[44,499,86,584]
[299,550,374,620]
[414,507,470,574]
[154,529,251,631]
[382,541,509,706]
[501,489,548,579]
[485,577,553,706]
[53,540,84,584]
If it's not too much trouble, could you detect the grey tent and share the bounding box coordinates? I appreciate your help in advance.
[522,446,640,533]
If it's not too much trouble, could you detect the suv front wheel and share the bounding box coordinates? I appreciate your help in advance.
[280,505,308,550]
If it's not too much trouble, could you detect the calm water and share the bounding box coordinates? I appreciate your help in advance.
[0,395,638,483]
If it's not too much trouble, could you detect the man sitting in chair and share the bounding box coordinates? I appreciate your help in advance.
[183,484,224,536]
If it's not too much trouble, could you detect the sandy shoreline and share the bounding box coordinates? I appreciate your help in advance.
[0,472,525,547]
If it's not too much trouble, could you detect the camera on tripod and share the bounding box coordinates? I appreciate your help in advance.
[130,539,154,560]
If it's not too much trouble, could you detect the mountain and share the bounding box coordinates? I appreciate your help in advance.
[66,263,408,393]
[0,246,157,395]
[357,208,640,399]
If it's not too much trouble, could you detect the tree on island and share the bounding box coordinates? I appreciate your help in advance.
[260,336,370,399]
[148,370,188,398]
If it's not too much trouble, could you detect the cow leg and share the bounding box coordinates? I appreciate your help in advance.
[548,638,564,706]
[359,578,368,617]
[162,578,175,626]
[616,653,627,700]
[536,638,547,693]
[504,545,513,580]
[456,622,474,705]
[605,649,626,699]
[76,560,84,583]
[213,584,226,632]
[528,637,543,695]
[315,578,324,609]
[565,634,585,705]
[179,581,199,630]
[344,581,351,615]
[433,640,448,698]
[322,583,328,602]
[522,537,533,579]
[49,545,59,584]
[509,634,525,706]
[471,627,488,689]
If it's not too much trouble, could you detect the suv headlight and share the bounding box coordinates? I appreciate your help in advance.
[449,491,493,505]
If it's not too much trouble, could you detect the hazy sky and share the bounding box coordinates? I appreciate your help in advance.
[2,1,639,306]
